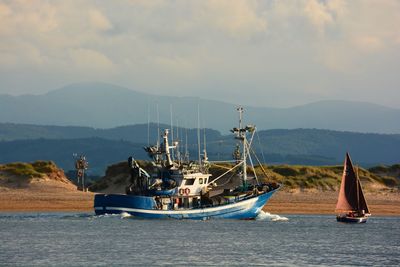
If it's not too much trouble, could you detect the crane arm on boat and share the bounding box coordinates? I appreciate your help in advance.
[208,161,244,186]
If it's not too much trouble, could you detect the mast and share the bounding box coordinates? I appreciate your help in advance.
[147,104,150,146]
[197,103,201,168]
[356,165,360,212]
[203,124,208,162]
[185,127,189,162]
[170,104,174,160]
[170,104,174,145]
[162,129,173,167]
[176,118,180,163]
[231,106,249,188]
[156,104,160,149]
[238,107,247,185]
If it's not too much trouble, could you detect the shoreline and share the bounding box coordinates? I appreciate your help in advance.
[1,190,399,216]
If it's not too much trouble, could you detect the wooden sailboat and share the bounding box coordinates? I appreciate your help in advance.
[335,153,371,223]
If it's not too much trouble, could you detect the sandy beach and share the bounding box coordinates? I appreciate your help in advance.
[0,180,94,212]
[265,190,400,216]
[1,184,399,216]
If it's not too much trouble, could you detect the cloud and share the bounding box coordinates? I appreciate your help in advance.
[68,48,115,72]
[125,0,165,8]
[0,0,399,108]
[0,2,11,17]
[0,1,58,35]
[304,0,334,32]
[198,0,267,39]
[89,9,113,32]
[352,36,383,52]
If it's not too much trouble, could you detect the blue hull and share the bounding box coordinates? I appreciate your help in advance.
[94,188,279,220]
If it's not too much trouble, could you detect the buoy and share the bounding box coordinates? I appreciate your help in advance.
[185,188,190,195]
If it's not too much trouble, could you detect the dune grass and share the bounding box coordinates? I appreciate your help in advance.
[0,161,58,179]
[210,163,399,190]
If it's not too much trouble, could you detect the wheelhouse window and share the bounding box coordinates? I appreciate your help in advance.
[199,178,203,184]
[185,179,195,185]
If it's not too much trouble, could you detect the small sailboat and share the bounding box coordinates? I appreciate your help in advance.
[335,153,371,223]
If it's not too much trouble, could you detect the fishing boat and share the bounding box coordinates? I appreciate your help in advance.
[335,153,371,223]
[94,107,281,219]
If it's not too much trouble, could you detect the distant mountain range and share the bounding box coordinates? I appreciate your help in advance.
[0,123,399,174]
[1,82,399,133]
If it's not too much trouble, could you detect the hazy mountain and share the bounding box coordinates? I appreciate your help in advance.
[1,82,399,133]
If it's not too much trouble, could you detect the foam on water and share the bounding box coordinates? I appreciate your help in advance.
[256,210,289,221]
[120,212,132,219]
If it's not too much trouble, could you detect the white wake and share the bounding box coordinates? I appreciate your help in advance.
[256,211,289,221]
[120,212,132,219]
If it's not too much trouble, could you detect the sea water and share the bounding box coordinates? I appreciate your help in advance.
[0,212,399,266]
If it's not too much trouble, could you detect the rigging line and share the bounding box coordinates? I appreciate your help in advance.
[209,160,238,163]
[209,161,244,184]
[245,141,259,185]
[209,163,234,170]
[248,129,256,149]
[213,172,236,187]
[256,130,266,164]
[205,140,227,145]
[249,146,270,180]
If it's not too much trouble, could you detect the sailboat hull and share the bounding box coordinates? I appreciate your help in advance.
[94,188,279,220]
[336,215,368,223]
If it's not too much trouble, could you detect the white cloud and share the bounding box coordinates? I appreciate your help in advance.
[69,48,115,72]
[304,0,334,33]
[0,0,399,108]
[89,9,113,32]
[197,0,267,39]
[351,36,383,52]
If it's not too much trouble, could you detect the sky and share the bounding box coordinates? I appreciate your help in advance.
[0,0,399,108]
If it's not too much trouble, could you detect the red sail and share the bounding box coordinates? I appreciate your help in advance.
[357,179,370,214]
[335,153,359,212]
